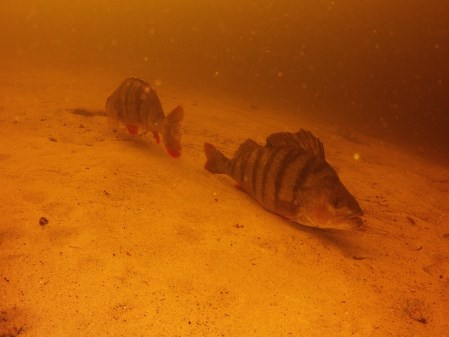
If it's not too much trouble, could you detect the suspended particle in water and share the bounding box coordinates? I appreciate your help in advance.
[353,153,360,160]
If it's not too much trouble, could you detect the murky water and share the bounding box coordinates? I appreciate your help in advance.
[2,0,448,158]
[1,1,448,336]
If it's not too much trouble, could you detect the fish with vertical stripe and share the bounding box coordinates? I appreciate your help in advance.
[106,77,184,158]
[204,129,363,230]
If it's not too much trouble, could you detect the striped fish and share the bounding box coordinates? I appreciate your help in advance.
[204,129,363,230]
[106,77,184,158]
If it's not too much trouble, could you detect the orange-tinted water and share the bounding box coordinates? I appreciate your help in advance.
[1,1,448,336]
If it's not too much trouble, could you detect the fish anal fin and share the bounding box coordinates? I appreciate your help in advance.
[126,124,139,135]
[266,129,325,160]
[233,139,261,159]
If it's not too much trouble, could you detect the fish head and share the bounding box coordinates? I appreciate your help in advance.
[296,177,363,230]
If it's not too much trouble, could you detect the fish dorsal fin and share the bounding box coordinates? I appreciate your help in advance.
[266,129,325,160]
[233,139,261,159]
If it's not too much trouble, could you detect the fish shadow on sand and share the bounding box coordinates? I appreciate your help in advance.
[286,220,371,259]
[114,130,170,159]
[228,178,369,259]
[231,183,369,259]
[70,108,107,117]
[69,108,175,159]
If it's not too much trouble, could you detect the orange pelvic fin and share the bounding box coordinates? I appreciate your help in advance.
[152,131,161,144]
[279,214,291,221]
[125,124,139,135]
[234,183,243,190]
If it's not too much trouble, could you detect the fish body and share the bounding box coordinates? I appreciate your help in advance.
[204,129,363,230]
[106,77,183,158]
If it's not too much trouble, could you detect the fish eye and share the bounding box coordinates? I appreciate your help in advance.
[331,197,343,209]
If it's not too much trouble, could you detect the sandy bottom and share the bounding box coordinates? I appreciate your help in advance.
[1,67,448,337]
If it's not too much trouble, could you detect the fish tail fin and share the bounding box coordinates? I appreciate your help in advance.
[162,105,184,158]
[204,143,231,175]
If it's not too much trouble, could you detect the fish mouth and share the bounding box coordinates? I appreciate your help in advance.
[345,211,363,220]
[343,215,363,227]
[338,211,364,228]
[304,212,363,230]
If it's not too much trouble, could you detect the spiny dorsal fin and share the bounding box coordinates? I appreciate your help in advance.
[233,139,261,159]
[266,129,325,160]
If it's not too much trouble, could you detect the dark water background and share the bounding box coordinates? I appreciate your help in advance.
[1,0,448,161]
